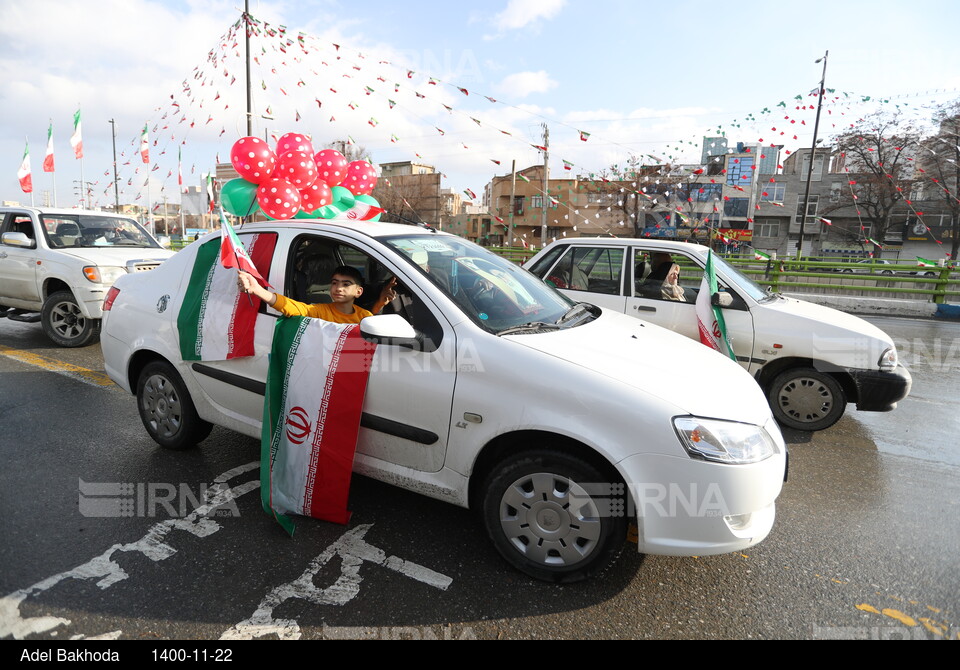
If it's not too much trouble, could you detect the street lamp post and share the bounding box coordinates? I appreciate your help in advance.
[796,50,829,259]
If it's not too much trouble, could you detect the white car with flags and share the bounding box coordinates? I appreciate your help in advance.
[101,219,787,582]
[524,237,912,432]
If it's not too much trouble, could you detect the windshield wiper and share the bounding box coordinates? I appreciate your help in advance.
[497,322,562,336]
[557,302,599,325]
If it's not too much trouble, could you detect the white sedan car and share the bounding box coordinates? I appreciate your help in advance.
[101,220,786,582]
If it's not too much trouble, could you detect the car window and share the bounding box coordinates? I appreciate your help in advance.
[546,246,624,295]
[526,244,566,279]
[288,233,445,348]
[632,249,699,303]
[39,214,158,249]
[1,214,35,242]
[384,234,573,334]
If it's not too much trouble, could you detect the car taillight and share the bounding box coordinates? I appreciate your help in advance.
[103,286,120,311]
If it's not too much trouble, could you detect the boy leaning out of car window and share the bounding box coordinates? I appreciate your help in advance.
[237,267,397,325]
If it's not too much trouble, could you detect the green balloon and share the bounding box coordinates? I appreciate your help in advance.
[317,201,348,219]
[330,186,355,208]
[220,178,260,217]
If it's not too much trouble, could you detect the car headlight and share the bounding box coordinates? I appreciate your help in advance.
[673,417,778,465]
[83,265,127,285]
[878,346,898,370]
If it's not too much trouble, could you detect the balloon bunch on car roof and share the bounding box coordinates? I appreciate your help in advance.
[223,133,381,221]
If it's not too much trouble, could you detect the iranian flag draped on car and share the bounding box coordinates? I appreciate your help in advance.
[696,250,736,360]
[261,316,377,533]
[176,220,276,361]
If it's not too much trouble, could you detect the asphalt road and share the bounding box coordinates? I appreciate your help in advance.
[0,314,957,642]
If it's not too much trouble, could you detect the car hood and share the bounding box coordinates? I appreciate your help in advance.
[503,309,772,426]
[762,295,893,342]
[52,247,174,266]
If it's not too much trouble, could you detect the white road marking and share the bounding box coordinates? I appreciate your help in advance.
[0,461,260,640]
[221,524,453,640]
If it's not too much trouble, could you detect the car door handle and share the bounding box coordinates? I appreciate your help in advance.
[633,304,656,312]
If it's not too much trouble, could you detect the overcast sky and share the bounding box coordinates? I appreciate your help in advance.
[2,0,958,210]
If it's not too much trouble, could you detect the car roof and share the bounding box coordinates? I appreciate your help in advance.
[227,218,447,241]
[0,206,136,219]
[545,236,711,254]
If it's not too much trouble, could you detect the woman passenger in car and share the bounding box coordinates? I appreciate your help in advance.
[660,263,686,302]
[237,266,397,325]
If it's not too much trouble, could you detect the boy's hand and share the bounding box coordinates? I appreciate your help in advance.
[380,277,398,304]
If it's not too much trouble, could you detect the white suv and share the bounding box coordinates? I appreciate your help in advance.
[100,219,787,582]
[0,206,173,347]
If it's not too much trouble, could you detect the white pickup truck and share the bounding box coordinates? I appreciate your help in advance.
[0,206,174,347]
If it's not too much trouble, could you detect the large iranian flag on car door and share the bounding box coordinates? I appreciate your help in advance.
[176,232,277,361]
[261,316,377,534]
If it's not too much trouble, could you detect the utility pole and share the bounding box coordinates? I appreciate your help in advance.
[108,119,119,212]
[508,160,516,247]
[244,0,252,137]
[539,124,549,248]
[797,50,829,259]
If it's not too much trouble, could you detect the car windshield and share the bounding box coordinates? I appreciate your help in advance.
[41,214,159,249]
[709,252,769,301]
[384,234,576,333]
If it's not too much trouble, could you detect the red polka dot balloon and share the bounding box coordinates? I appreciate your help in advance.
[299,180,333,213]
[275,132,314,156]
[256,178,302,220]
[230,137,277,184]
[342,160,378,196]
[276,150,318,189]
[314,149,349,186]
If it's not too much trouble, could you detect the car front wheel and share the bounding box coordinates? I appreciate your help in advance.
[41,291,101,347]
[481,450,628,583]
[768,367,846,432]
[136,361,213,449]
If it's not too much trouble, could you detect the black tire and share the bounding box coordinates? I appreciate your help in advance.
[768,367,846,432]
[881,269,893,276]
[481,450,628,583]
[136,361,213,450]
[41,291,101,347]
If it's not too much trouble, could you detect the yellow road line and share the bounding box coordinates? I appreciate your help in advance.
[0,345,115,387]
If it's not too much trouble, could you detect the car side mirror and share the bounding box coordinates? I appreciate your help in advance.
[359,313,421,348]
[1,232,36,249]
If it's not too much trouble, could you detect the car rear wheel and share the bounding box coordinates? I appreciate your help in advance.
[41,291,101,347]
[136,361,212,450]
[481,451,627,583]
[768,367,845,432]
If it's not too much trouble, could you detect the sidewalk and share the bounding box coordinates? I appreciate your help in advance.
[783,293,960,320]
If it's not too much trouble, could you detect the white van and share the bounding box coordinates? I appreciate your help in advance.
[525,238,912,431]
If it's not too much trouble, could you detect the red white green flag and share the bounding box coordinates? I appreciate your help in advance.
[140,124,150,163]
[70,109,83,159]
[261,317,377,533]
[695,250,735,360]
[178,147,184,191]
[754,249,771,261]
[43,123,55,173]
[176,231,277,361]
[916,257,937,267]
[219,208,270,286]
[17,140,32,193]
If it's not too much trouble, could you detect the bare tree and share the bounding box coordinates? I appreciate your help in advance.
[917,99,960,259]
[324,139,369,163]
[831,110,922,244]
